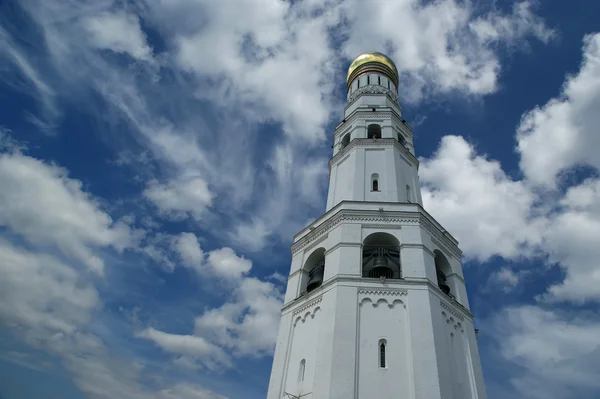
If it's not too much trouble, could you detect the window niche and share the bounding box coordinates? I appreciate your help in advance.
[367,124,382,139]
[371,173,379,192]
[379,339,387,368]
[299,359,306,382]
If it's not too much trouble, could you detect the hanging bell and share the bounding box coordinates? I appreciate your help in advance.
[373,255,388,268]
[306,261,325,293]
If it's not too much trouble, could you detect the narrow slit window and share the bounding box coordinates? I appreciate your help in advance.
[367,75,370,84]
[379,341,386,368]
[406,185,411,202]
[299,359,306,382]
[378,76,381,85]
[387,81,390,89]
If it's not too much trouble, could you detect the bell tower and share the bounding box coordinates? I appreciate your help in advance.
[266,52,487,399]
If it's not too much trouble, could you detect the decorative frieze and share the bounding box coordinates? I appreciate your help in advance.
[440,300,465,321]
[292,296,323,316]
[358,288,408,296]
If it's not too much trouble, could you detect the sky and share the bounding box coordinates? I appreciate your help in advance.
[0,0,599,398]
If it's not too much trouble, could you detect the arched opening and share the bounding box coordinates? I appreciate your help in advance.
[434,250,452,296]
[362,233,401,279]
[302,248,326,294]
[340,133,350,149]
[299,359,306,382]
[379,339,387,368]
[371,173,379,192]
[367,124,381,139]
[398,133,406,145]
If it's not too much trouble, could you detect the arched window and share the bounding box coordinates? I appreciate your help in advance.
[371,173,379,192]
[367,75,370,84]
[378,76,381,85]
[302,248,326,294]
[299,359,306,382]
[434,250,452,296]
[379,340,387,368]
[406,185,411,202]
[367,124,381,139]
[362,233,401,279]
[340,133,350,149]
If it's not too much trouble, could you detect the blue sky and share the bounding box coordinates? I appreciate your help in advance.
[1,0,600,398]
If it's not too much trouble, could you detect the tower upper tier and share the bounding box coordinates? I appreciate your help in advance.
[346,52,399,90]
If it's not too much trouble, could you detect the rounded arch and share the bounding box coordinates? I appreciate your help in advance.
[362,232,401,279]
[302,247,326,294]
[340,133,351,149]
[367,124,382,139]
[434,249,452,296]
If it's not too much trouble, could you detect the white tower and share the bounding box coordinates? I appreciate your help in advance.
[266,52,487,399]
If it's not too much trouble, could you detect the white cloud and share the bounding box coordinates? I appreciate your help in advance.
[82,11,153,61]
[419,33,600,306]
[207,247,252,279]
[488,267,529,293]
[540,178,600,303]
[492,306,600,399]
[0,239,99,340]
[140,241,283,365]
[172,232,205,271]
[144,177,213,221]
[419,135,544,261]
[0,151,137,274]
[517,33,600,186]
[341,0,553,101]
[137,327,231,371]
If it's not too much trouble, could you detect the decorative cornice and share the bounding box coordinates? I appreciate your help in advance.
[347,84,398,105]
[358,288,408,296]
[292,296,323,316]
[440,300,465,321]
[421,219,462,258]
[330,138,418,170]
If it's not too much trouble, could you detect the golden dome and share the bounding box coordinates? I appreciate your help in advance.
[346,52,399,89]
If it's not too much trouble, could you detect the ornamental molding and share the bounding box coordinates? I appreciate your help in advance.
[440,300,465,321]
[421,219,462,258]
[358,288,408,296]
[347,84,398,105]
[291,210,460,256]
[330,138,418,169]
[292,296,323,316]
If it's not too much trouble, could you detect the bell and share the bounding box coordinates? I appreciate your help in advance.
[373,255,388,268]
[306,262,325,293]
